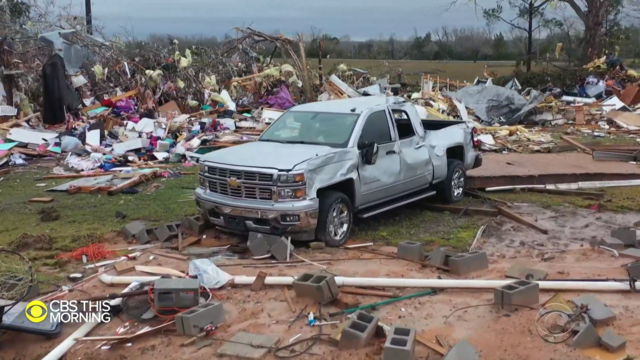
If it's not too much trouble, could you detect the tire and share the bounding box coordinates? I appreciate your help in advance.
[315,191,353,247]
[437,159,466,204]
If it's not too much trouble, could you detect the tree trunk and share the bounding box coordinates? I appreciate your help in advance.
[526,1,533,72]
[561,0,612,61]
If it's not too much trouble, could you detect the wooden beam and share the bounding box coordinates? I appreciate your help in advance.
[560,136,593,155]
[42,172,114,179]
[107,171,159,196]
[496,206,549,234]
[283,287,296,313]
[524,188,605,197]
[251,271,268,292]
[151,251,189,261]
[81,89,139,113]
[28,197,54,203]
[424,204,499,217]
[416,333,447,355]
[340,287,400,298]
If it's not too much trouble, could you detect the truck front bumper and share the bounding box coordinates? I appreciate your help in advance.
[195,188,319,241]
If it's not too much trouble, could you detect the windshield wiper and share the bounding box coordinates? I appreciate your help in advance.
[259,139,282,143]
[280,140,308,144]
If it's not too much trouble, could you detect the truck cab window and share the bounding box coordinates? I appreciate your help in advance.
[392,110,416,140]
[360,110,392,144]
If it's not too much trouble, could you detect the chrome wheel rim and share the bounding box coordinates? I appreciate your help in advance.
[327,202,350,240]
[452,169,465,198]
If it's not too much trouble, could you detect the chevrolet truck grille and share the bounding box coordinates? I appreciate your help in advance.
[208,179,273,200]
[207,166,273,183]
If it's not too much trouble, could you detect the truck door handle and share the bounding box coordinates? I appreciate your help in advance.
[414,143,425,149]
[386,150,397,155]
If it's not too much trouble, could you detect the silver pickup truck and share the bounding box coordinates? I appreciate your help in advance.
[195,96,482,246]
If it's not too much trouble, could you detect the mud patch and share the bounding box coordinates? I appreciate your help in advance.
[9,233,53,252]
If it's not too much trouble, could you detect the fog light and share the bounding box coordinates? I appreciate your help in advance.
[281,214,300,223]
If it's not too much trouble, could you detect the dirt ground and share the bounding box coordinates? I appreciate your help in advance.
[1,205,639,360]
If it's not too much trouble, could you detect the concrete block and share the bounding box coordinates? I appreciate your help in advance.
[397,241,425,262]
[153,278,200,309]
[181,215,208,235]
[600,236,625,251]
[175,302,225,336]
[154,223,179,243]
[338,311,379,350]
[428,248,455,267]
[247,232,270,257]
[586,303,616,326]
[494,280,539,311]
[505,263,548,280]
[620,248,640,260]
[571,323,601,349]
[600,329,626,353]
[448,251,489,276]
[626,262,640,278]
[383,326,416,360]
[572,294,604,308]
[134,227,155,244]
[217,332,280,359]
[442,339,479,360]
[611,228,637,246]
[121,220,146,240]
[270,236,292,261]
[292,272,339,303]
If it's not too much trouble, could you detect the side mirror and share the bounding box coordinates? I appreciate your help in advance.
[363,143,379,165]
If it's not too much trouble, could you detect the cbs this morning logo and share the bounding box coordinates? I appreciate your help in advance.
[25,300,112,323]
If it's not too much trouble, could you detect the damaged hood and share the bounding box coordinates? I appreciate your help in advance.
[200,141,341,170]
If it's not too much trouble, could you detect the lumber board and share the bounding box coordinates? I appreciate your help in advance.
[496,206,549,234]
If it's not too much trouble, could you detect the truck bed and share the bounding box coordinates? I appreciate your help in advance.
[421,119,466,131]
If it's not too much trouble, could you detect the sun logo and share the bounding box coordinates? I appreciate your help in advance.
[25,301,48,323]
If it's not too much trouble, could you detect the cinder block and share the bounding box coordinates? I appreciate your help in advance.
[181,215,208,235]
[428,248,455,267]
[494,280,539,311]
[442,339,479,360]
[571,323,600,349]
[620,248,640,260]
[134,227,156,244]
[175,302,225,336]
[292,272,339,303]
[155,223,179,242]
[154,278,200,309]
[338,311,379,350]
[600,329,626,353]
[601,236,625,251]
[611,228,638,246]
[247,232,270,256]
[121,220,146,240]
[586,303,616,326]
[505,263,548,280]
[383,326,416,360]
[397,241,425,262]
[270,236,292,261]
[448,251,489,276]
[626,262,640,278]
[572,294,604,308]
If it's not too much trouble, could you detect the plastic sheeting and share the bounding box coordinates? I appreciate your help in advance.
[445,85,547,125]
[188,259,233,289]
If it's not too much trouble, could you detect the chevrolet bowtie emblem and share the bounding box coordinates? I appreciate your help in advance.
[227,178,240,188]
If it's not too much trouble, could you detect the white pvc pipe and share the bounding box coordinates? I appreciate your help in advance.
[561,95,597,104]
[98,273,159,285]
[99,274,636,292]
[42,320,100,360]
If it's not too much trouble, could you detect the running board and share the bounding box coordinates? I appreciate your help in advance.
[357,190,437,218]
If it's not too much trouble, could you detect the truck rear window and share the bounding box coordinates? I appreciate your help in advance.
[259,111,359,148]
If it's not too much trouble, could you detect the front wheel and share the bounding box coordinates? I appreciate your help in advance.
[315,191,353,247]
[438,159,466,204]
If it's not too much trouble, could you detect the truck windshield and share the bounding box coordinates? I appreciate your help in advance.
[259,111,359,148]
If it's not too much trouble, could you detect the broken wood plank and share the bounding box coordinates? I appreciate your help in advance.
[28,197,54,203]
[135,265,186,277]
[496,206,549,235]
[42,172,114,179]
[0,168,11,175]
[171,236,200,251]
[340,287,400,298]
[151,251,189,261]
[465,190,511,206]
[81,89,139,113]
[283,287,296,313]
[251,271,267,292]
[416,334,447,355]
[523,188,605,197]
[107,171,159,196]
[114,263,135,274]
[67,185,112,194]
[424,204,499,217]
[560,136,593,155]
[436,335,450,351]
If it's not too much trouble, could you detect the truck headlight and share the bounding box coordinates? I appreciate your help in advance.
[277,187,307,200]
[278,172,305,184]
[199,163,207,174]
[199,176,206,188]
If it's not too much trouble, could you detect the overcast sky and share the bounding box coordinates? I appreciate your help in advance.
[71,0,520,40]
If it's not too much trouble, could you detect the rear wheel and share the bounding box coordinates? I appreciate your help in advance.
[438,159,466,204]
[316,191,353,247]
